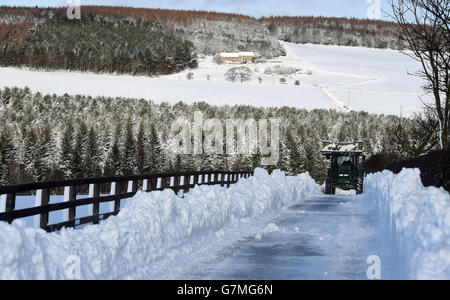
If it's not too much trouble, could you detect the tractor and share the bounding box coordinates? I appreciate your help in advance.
[321,142,366,195]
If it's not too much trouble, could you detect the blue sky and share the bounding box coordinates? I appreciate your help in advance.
[0,0,392,20]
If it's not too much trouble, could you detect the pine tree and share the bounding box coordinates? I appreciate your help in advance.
[38,122,53,181]
[361,126,373,155]
[181,153,196,172]
[304,139,328,182]
[71,122,88,179]
[277,134,291,174]
[201,134,218,171]
[0,129,14,184]
[84,126,101,178]
[106,124,122,176]
[174,154,183,172]
[136,122,145,174]
[122,120,136,176]
[23,128,44,181]
[59,122,74,179]
[285,129,306,175]
[150,123,164,173]
[232,154,246,171]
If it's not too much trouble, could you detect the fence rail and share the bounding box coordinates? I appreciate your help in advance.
[0,170,253,232]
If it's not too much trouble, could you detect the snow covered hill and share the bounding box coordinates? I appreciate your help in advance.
[0,42,430,117]
[0,169,448,280]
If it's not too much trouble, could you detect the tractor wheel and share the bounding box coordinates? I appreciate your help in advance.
[325,176,335,195]
[356,176,364,195]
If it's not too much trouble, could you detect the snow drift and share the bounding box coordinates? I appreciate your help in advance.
[0,169,319,279]
[365,169,450,280]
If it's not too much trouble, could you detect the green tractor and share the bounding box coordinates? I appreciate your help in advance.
[321,142,366,195]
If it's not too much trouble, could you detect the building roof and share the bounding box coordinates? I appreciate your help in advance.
[219,53,240,58]
[219,52,256,58]
[238,52,256,56]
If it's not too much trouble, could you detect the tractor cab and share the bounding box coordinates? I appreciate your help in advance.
[321,142,366,195]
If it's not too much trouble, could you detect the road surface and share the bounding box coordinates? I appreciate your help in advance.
[184,195,393,280]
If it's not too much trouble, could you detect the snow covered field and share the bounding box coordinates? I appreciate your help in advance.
[0,168,448,280]
[0,42,430,116]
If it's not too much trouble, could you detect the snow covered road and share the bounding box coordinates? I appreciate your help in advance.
[184,195,392,280]
[0,169,448,280]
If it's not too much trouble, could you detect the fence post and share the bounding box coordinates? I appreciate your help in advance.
[90,183,100,224]
[5,193,15,211]
[224,174,230,188]
[4,193,16,224]
[219,173,224,187]
[63,186,77,223]
[183,175,190,193]
[35,189,50,229]
[160,177,167,189]
[173,175,181,194]
[150,177,158,191]
[193,174,199,187]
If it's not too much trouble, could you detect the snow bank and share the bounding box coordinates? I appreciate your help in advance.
[365,169,450,280]
[0,169,319,279]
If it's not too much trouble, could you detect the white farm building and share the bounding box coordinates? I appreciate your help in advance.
[217,52,256,64]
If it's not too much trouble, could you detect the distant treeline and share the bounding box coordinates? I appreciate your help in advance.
[0,87,427,186]
[0,10,197,75]
[0,6,405,72]
[260,16,405,49]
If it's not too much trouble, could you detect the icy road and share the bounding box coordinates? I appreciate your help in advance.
[185,195,392,280]
[0,169,448,279]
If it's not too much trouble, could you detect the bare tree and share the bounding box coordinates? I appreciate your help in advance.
[225,68,238,82]
[390,0,449,149]
[389,107,440,157]
[213,54,224,65]
[225,67,253,83]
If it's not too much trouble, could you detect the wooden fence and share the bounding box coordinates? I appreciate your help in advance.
[0,170,253,232]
